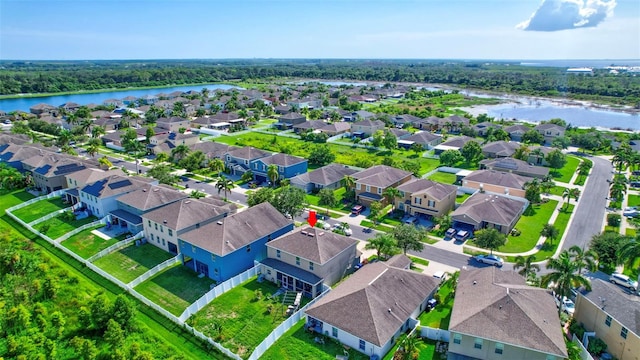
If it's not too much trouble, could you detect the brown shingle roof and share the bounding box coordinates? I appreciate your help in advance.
[179,202,292,256]
[579,278,640,336]
[306,262,438,347]
[397,178,457,201]
[353,165,412,188]
[116,184,188,211]
[450,267,567,358]
[225,146,270,160]
[267,226,357,264]
[142,198,233,231]
[66,168,125,186]
[464,170,532,190]
[291,163,358,187]
[258,153,306,167]
[451,192,526,227]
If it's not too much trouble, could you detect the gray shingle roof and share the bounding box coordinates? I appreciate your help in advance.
[225,146,271,161]
[116,184,188,211]
[258,153,306,167]
[579,278,640,336]
[452,192,526,226]
[504,124,531,134]
[464,170,532,190]
[81,175,154,198]
[293,120,326,130]
[267,226,358,264]
[405,131,441,144]
[480,158,550,178]
[353,165,412,188]
[292,163,358,187]
[450,267,567,358]
[440,136,478,148]
[142,198,234,231]
[306,262,438,347]
[397,178,457,201]
[179,202,291,256]
[189,142,236,159]
[482,141,520,157]
[66,168,126,186]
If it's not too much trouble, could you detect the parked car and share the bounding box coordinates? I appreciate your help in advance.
[426,298,438,311]
[445,228,456,239]
[454,230,470,242]
[403,216,418,225]
[332,223,352,236]
[554,295,575,315]
[475,254,504,267]
[433,271,447,282]
[317,221,331,230]
[351,205,365,215]
[609,273,638,291]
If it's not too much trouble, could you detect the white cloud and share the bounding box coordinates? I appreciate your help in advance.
[517,0,617,31]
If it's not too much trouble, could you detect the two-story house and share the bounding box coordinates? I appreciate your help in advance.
[305,261,438,358]
[110,184,188,235]
[148,132,199,155]
[64,168,125,205]
[451,192,528,234]
[573,278,640,360]
[179,202,293,282]
[260,226,359,298]
[224,146,271,177]
[504,124,531,142]
[351,119,385,137]
[534,123,565,145]
[0,143,55,173]
[79,175,157,218]
[352,165,413,206]
[251,153,308,184]
[156,116,191,133]
[448,267,567,360]
[395,178,457,219]
[142,198,237,255]
[276,112,307,130]
[21,152,88,193]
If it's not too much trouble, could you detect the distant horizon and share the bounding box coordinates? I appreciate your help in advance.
[2,58,639,63]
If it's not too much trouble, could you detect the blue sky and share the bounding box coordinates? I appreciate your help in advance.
[1,0,638,60]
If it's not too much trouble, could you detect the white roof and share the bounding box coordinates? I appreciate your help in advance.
[210,122,231,127]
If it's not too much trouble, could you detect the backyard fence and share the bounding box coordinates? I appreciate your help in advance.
[5,189,66,212]
[572,334,595,360]
[247,284,332,360]
[127,255,182,287]
[87,231,144,262]
[5,206,242,359]
[420,326,450,342]
[28,206,75,226]
[179,265,259,322]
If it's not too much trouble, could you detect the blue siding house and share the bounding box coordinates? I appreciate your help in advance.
[251,153,308,184]
[177,202,294,282]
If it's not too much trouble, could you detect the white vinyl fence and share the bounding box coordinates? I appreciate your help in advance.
[420,326,450,342]
[28,206,75,226]
[127,256,183,287]
[6,190,67,213]
[87,231,144,262]
[54,218,107,243]
[247,284,332,360]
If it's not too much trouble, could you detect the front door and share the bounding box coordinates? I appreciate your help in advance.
[168,242,178,255]
[196,261,209,276]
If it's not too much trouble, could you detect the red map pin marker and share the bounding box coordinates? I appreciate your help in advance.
[308,210,317,227]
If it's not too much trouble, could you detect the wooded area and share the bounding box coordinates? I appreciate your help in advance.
[1,59,638,106]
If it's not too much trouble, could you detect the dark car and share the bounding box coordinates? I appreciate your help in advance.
[426,298,438,311]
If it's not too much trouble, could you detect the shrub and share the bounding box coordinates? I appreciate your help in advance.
[569,321,585,342]
[607,213,621,227]
[510,228,521,237]
[587,337,607,355]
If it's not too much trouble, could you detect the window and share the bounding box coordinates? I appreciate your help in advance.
[366,185,370,192]
[155,223,158,230]
[276,249,281,258]
[211,254,216,261]
[356,183,361,190]
[150,234,154,241]
[160,226,163,233]
[453,334,461,345]
[162,239,165,246]
[267,269,271,275]
[495,343,504,354]
[414,197,422,205]
[168,229,173,236]
[148,220,151,226]
[296,257,300,266]
[246,245,251,252]
[605,315,612,327]
[332,327,338,337]
[377,187,382,194]
[621,327,628,339]
[428,200,435,207]
[309,262,314,271]
[359,339,365,351]
[474,338,483,349]
[191,245,196,253]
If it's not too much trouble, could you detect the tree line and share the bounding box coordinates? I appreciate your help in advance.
[1,60,638,106]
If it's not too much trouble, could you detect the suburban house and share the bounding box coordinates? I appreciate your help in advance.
[79,175,157,218]
[60,102,81,112]
[504,124,531,142]
[110,184,188,235]
[388,128,411,140]
[433,136,479,155]
[142,198,237,255]
[448,267,567,360]
[528,146,554,166]
[462,169,532,198]
[351,119,385,137]
[210,112,245,128]
[573,278,640,360]
[482,141,520,158]
[178,202,293,282]
[224,146,271,176]
[399,131,443,150]
[451,192,528,234]
[395,178,458,218]
[189,142,236,161]
[0,143,54,172]
[393,114,422,128]
[534,123,565,145]
[20,152,88,194]
[305,261,439,358]
[276,112,307,129]
[416,116,443,131]
[260,226,359,298]
[343,110,376,122]
[352,165,414,206]
[251,153,308,184]
[473,122,502,136]
[148,132,199,155]
[292,120,326,134]
[480,158,550,179]
[157,117,190,133]
[443,115,470,133]
[29,103,59,116]
[290,163,358,193]
[319,122,351,136]
[65,168,126,205]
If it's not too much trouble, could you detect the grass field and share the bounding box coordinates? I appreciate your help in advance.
[260,320,370,360]
[11,196,68,223]
[427,171,457,184]
[627,194,640,207]
[188,277,305,358]
[93,243,175,283]
[37,214,98,240]
[135,265,215,316]
[60,224,122,258]
[551,156,580,183]
[418,278,455,329]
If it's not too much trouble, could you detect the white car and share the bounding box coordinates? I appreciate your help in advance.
[555,296,575,315]
[475,254,504,267]
[332,223,352,236]
[317,221,331,230]
[609,273,638,291]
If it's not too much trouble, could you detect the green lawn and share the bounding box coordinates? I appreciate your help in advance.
[188,277,307,358]
[37,214,99,240]
[427,171,457,185]
[135,265,216,316]
[11,196,67,223]
[520,204,575,262]
[548,185,568,197]
[93,243,175,283]
[456,193,471,204]
[213,132,439,175]
[60,224,121,258]
[306,188,348,212]
[625,228,637,237]
[627,194,640,207]
[418,278,455,329]
[260,320,369,360]
[551,156,580,183]
[409,256,430,267]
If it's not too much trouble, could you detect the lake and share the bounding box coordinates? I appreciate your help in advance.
[0,83,238,113]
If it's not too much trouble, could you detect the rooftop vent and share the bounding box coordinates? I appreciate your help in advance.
[163,220,167,224]
[473,280,477,285]
[387,308,392,313]
[318,232,324,236]
[307,232,314,237]
[142,189,146,192]
[301,231,308,236]
[217,221,223,225]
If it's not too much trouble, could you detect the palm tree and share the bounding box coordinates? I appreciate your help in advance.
[513,144,531,161]
[126,140,145,175]
[86,138,101,158]
[267,164,279,187]
[364,233,398,260]
[609,178,626,202]
[98,156,113,170]
[513,255,540,279]
[569,245,598,275]
[216,176,235,201]
[339,222,350,233]
[171,144,190,162]
[91,125,106,139]
[79,118,93,134]
[576,160,592,176]
[208,158,225,177]
[382,187,402,209]
[540,175,555,195]
[541,250,591,310]
[540,223,559,245]
[56,129,74,147]
[341,175,355,192]
[618,238,640,284]
[562,187,581,209]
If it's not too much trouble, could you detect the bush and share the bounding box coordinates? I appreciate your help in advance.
[587,337,607,355]
[510,228,521,237]
[607,213,621,227]
[569,320,585,341]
